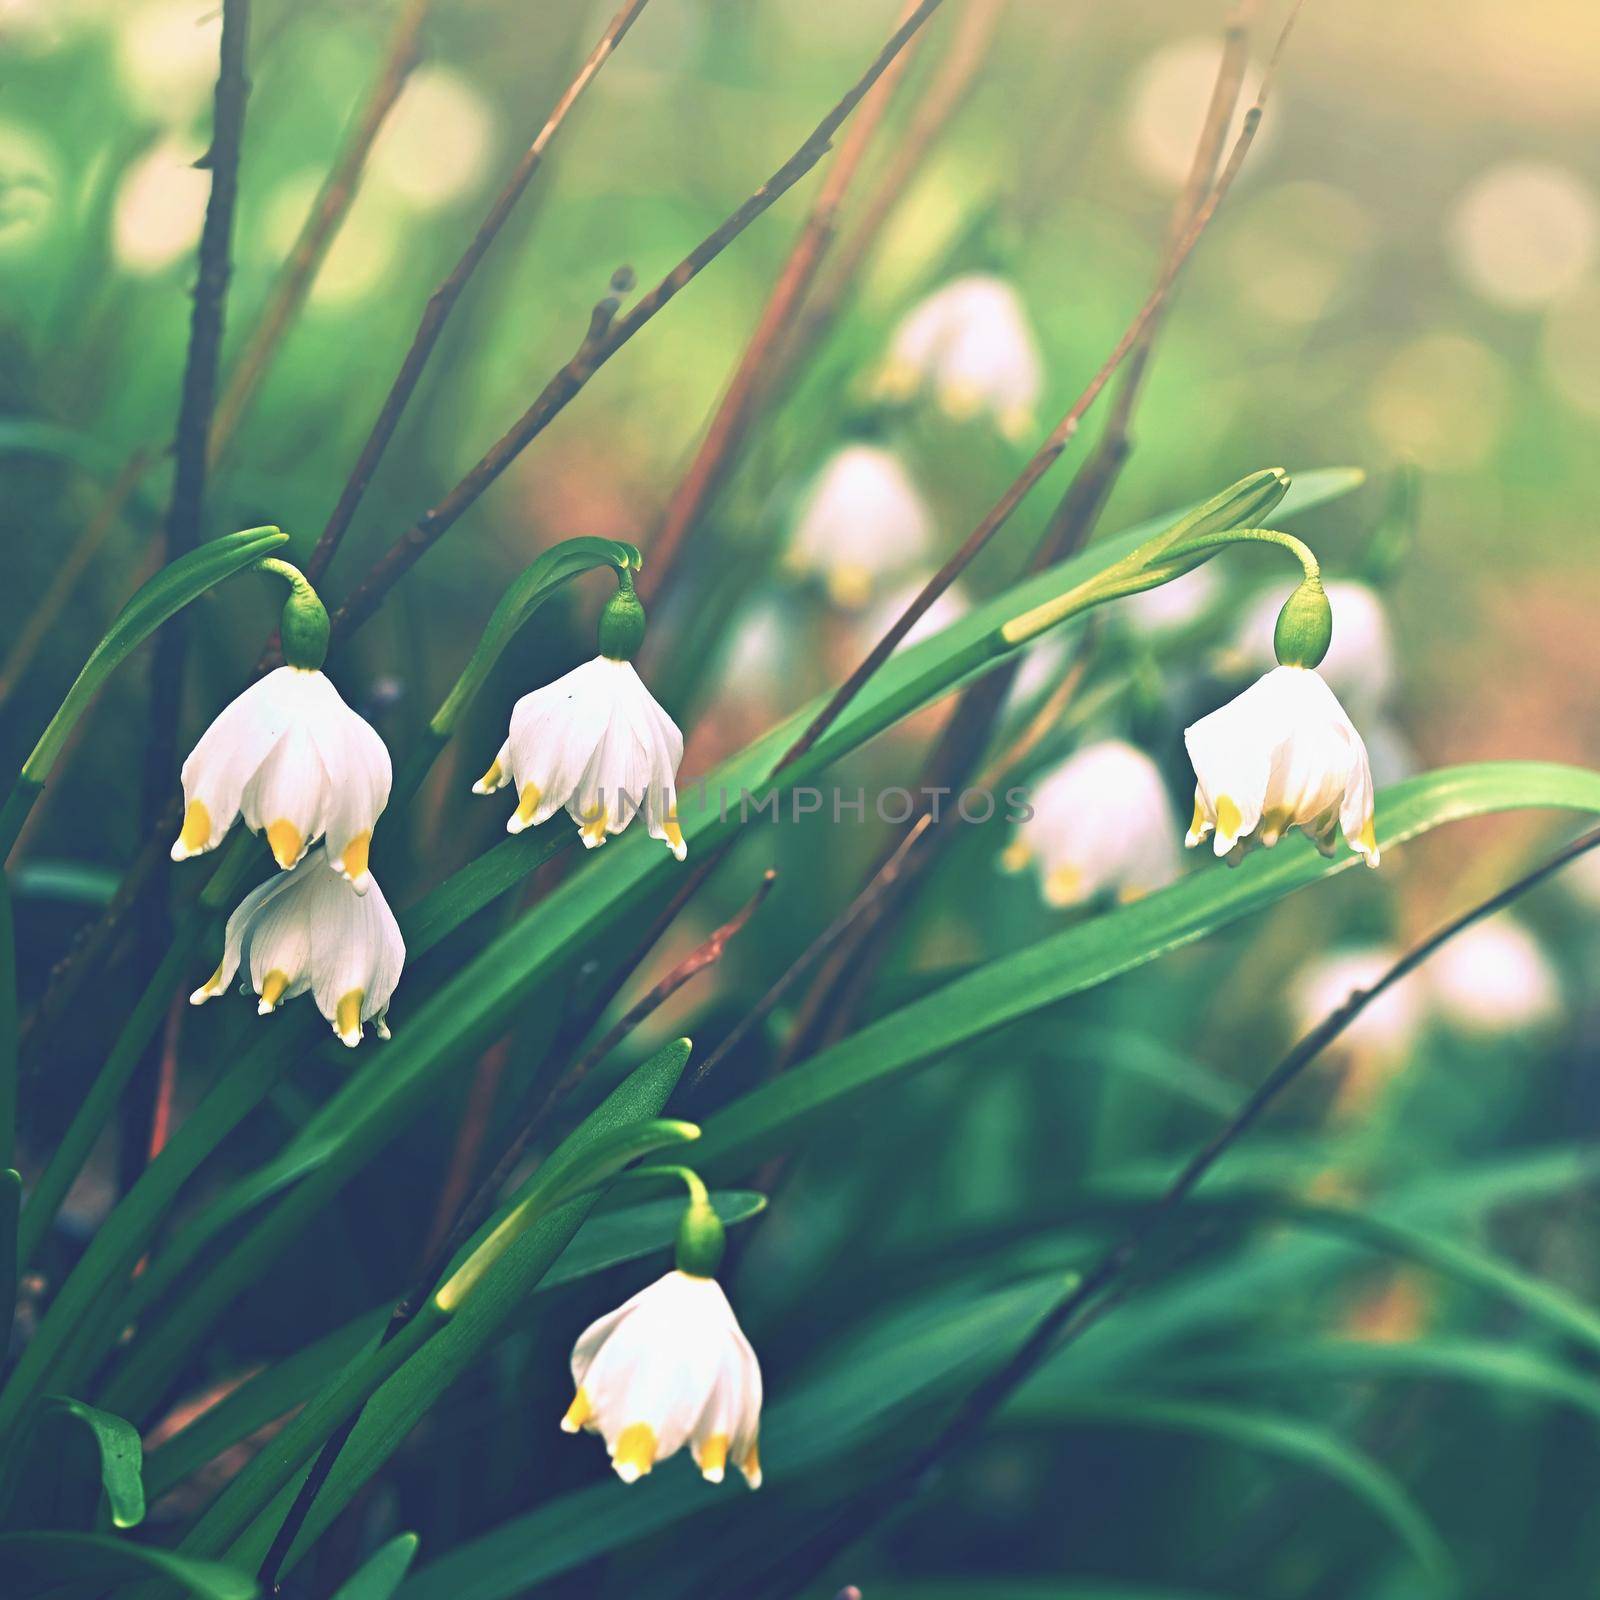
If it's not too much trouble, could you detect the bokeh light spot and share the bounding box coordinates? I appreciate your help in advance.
[1448,161,1598,309]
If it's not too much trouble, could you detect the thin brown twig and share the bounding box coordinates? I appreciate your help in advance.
[690,815,932,1090]
[208,0,434,463]
[328,0,949,636]
[776,1,1302,779]
[790,0,1013,356]
[138,0,252,843]
[770,0,1264,1064]
[304,0,654,585]
[638,0,930,604]
[749,821,1600,1599]
[415,1033,512,1271]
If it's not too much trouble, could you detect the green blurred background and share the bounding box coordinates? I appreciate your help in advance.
[4,1,1600,1595]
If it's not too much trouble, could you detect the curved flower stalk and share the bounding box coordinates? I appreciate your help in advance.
[875,273,1043,440]
[1184,664,1378,867]
[562,1173,762,1487]
[1003,740,1180,906]
[190,848,405,1047]
[474,571,686,858]
[170,560,391,889]
[786,443,933,608]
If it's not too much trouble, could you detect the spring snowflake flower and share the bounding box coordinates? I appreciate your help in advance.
[170,666,391,890]
[474,657,686,858]
[561,1270,763,1488]
[786,443,933,609]
[876,273,1043,439]
[190,848,405,1047]
[1426,916,1560,1034]
[1184,666,1379,867]
[1002,740,1180,907]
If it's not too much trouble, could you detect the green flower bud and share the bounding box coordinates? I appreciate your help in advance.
[1274,575,1333,669]
[598,569,647,661]
[674,1190,726,1278]
[258,557,329,671]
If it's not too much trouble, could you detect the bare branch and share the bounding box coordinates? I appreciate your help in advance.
[328,0,948,638]
[208,0,435,462]
[776,1,1303,776]
[638,0,932,603]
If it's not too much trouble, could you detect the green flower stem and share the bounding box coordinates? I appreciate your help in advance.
[0,780,41,867]
[255,557,329,671]
[1160,525,1321,583]
[613,1165,724,1276]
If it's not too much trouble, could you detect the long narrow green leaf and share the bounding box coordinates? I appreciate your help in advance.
[1002,1392,1453,1588]
[0,874,14,1168]
[330,1533,420,1600]
[0,1530,256,1600]
[0,1168,16,1354]
[693,761,1600,1174]
[395,1273,1071,1600]
[198,1040,696,1572]
[1168,1337,1600,1427]
[9,524,288,802]
[37,1396,145,1529]
[139,1192,766,1499]
[58,472,1364,1439]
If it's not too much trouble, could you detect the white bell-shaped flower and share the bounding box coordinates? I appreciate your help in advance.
[171,666,391,891]
[190,848,405,1047]
[1232,579,1396,713]
[877,273,1044,439]
[474,656,686,858]
[1185,666,1378,867]
[561,1270,763,1488]
[1426,916,1560,1034]
[862,575,970,653]
[786,444,933,609]
[1003,740,1180,907]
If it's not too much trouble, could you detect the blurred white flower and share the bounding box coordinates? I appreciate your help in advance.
[1426,916,1560,1035]
[1003,740,1180,907]
[1293,944,1425,1061]
[1449,162,1599,310]
[863,575,970,653]
[1121,564,1222,640]
[191,850,405,1048]
[562,1270,763,1488]
[1229,580,1396,713]
[1185,666,1378,866]
[786,444,933,608]
[112,139,209,274]
[475,656,686,858]
[1124,37,1269,190]
[370,67,494,211]
[172,666,392,889]
[115,0,222,124]
[876,274,1043,439]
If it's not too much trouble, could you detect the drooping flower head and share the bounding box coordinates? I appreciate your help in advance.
[876,273,1043,440]
[786,443,933,609]
[170,565,390,891]
[1002,740,1180,907]
[474,573,686,858]
[1184,666,1378,867]
[190,848,405,1047]
[561,1268,763,1488]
